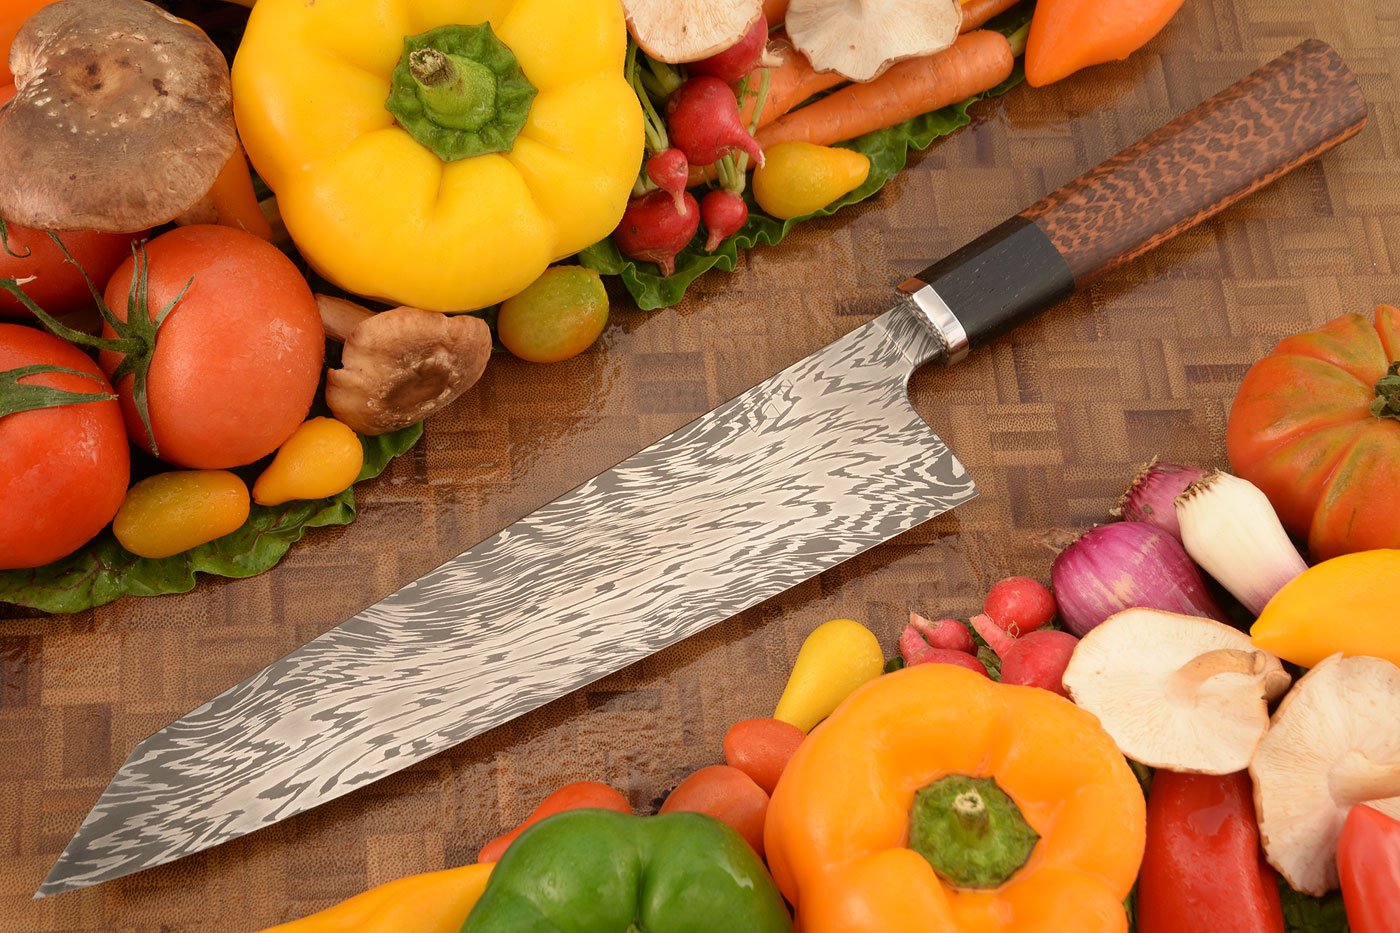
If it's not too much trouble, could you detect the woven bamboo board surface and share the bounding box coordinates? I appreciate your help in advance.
[3,0,1399,928]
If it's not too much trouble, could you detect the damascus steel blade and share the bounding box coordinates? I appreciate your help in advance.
[39,299,974,896]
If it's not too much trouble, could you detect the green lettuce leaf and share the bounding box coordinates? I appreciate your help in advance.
[1279,883,1350,933]
[0,424,422,614]
[581,57,1026,309]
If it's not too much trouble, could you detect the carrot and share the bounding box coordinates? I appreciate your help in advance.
[739,37,845,130]
[207,143,275,241]
[762,0,789,27]
[959,0,1024,33]
[754,30,1014,150]
[477,780,631,863]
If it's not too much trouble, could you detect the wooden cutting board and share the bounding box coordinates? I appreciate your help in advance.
[3,0,1397,928]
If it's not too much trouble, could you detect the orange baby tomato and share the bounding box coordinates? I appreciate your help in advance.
[496,266,609,363]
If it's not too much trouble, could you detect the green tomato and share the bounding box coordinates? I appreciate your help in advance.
[498,266,609,363]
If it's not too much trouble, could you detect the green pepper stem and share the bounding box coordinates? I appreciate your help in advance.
[409,48,498,132]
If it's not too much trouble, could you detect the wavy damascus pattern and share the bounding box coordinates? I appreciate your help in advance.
[40,299,975,896]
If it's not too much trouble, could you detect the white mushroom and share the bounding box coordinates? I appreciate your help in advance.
[785,0,963,83]
[620,0,762,64]
[0,0,236,232]
[1251,654,1400,896]
[1063,608,1291,773]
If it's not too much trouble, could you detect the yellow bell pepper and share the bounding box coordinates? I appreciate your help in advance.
[232,0,642,312]
[258,862,493,933]
[765,664,1146,933]
[1252,548,1400,668]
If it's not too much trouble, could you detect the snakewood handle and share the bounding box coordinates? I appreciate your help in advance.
[905,39,1367,357]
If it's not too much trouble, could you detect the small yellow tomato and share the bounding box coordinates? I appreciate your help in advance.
[252,417,365,506]
[774,618,884,731]
[497,266,610,364]
[752,142,871,221]
[113,470,250,559]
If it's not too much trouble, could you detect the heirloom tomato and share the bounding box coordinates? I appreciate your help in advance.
[1227,306,1400,560]
[98,225,324,468]
[0,323,128,570]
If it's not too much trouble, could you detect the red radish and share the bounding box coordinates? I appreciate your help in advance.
[982,576,1056,636]
[667,76,765,168]
[646,148,691,215]
[612,189,700,276]
[688,15,768,84]
[970,612,1077,697]
[700,189,748,251]
[907,612,975,653]
[903,643,988,676]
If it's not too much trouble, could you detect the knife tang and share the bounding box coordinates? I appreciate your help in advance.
[902,38,1367,356]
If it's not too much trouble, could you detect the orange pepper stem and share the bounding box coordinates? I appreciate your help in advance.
[907,774,1040,889]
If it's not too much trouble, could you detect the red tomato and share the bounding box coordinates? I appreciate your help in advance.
[0,323,129,570]
[0,223,139,320]
[100,225,324,468]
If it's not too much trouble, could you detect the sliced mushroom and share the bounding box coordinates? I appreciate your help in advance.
[786,0,963,83]
[1063,608,1291,773]
[1251,654,1400,896]
[0,0,236,232]
[317,295,492,436]
[621,0,762,64]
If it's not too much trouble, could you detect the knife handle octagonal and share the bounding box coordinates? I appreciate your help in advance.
[908,39,1367,355]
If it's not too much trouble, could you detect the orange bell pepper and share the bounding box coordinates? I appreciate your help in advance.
[1025,0,1188,87]
[765,664,1146,933]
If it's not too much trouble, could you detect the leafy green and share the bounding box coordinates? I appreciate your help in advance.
[581,25,1029,309]
[1279,882,1350,933]
[0,425,422,614]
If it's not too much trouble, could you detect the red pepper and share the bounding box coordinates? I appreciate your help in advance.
[1338,804,1400,933]
[1138,770,1284,933]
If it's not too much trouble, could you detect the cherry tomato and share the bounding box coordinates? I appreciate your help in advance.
[99,225,324,468]
[723,718,806,795]
[497,266,609,363]
[0,223,140,320]
[0,322,129,569]
[659,764,769,858]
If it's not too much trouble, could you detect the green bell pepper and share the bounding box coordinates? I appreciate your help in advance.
[461,809,792,932]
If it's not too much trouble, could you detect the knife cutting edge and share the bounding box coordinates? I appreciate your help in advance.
[37,39,1365,897]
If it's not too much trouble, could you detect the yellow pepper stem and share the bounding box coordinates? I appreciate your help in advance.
[409,48,498,132]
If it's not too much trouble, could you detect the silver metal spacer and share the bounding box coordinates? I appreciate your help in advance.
[898,277,970,365]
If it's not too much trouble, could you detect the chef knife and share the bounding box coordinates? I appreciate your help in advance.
[38,39,1365,897]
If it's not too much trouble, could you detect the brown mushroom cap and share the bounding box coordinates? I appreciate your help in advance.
[0,0,236,232]
[786,0,963,83]
[620,0,762,64]
[322,299,492,436]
